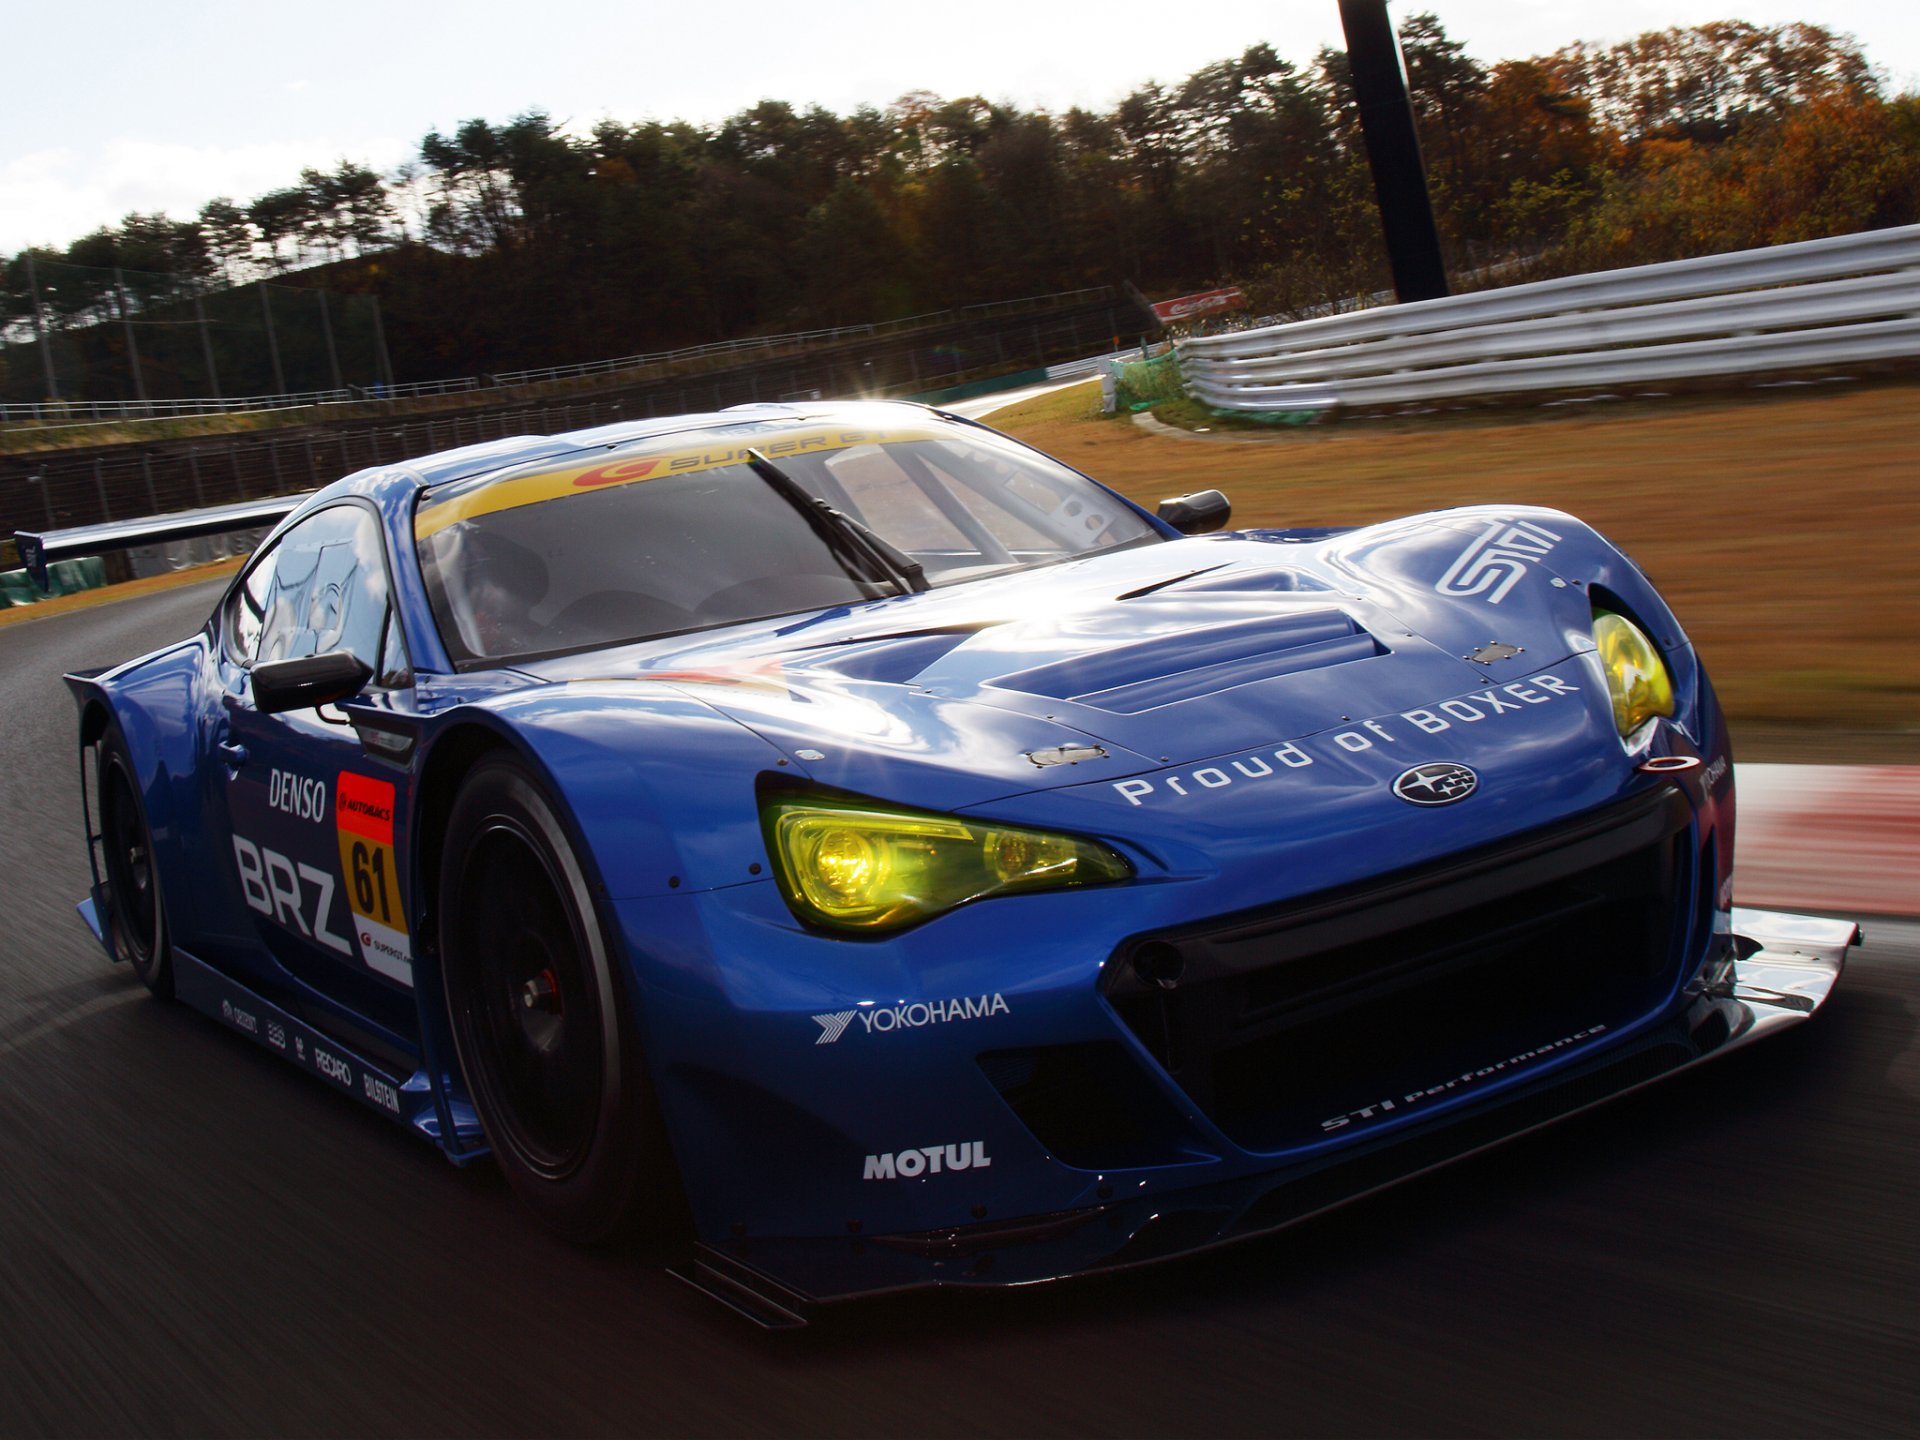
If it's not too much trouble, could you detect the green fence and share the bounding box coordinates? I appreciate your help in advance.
[0,556,106,608]
[1108,350,1185,411]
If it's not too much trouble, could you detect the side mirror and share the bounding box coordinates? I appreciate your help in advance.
[1156,490,1233,535]
[252,652,374,715]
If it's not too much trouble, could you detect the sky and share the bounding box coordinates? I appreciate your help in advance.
[4,0,1916,256]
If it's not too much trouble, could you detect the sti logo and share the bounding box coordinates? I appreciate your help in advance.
[1392,762,1479,806]
[1435,517,1562,605]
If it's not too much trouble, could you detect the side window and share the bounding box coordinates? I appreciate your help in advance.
[223,506,403,683]
[375,607,411,688]
[225,545,278,663]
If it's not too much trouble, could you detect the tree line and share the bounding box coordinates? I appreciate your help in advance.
[4,15,1915,384]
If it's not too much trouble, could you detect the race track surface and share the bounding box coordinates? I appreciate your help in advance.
[1,581,1914,1437]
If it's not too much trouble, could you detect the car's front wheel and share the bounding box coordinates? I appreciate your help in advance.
[440,755,671,1242]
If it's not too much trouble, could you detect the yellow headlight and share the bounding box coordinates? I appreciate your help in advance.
[811,827,885,901]
[765,797,1130,931]
[984,828,1076,884]
[1593,610,1674,738]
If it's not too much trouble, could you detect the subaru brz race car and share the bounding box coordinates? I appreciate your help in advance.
[26,400,1853,1325]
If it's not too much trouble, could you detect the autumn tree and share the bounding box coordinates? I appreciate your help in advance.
[1553,21,1877,144]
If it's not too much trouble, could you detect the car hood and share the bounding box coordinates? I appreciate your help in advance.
[519,513,1616,811]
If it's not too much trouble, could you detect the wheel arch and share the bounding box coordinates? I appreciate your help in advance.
[411,721,514,962]
[426,689,789,905]
[414,717,694,1240]
[65,653,205,956]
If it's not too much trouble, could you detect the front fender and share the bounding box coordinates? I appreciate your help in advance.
[444,683,793,902]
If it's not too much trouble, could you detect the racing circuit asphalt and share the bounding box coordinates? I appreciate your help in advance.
[1,579,1915,1438]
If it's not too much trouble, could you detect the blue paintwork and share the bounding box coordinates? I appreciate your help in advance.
[64,399,1743,1304]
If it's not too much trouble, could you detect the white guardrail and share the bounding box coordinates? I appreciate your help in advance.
[1178,226,1920,414]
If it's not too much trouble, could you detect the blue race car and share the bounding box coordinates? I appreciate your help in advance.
[35,400,1852,1325]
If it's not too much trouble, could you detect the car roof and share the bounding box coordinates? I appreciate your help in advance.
[401,399,947,493]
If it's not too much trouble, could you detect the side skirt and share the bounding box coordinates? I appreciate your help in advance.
[170,947,490,1163]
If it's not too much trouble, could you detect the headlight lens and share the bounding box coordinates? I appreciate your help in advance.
[1593,610,1674,738]
[764,796,1131,931]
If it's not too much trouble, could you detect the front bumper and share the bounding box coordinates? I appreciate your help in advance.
[671,906,1852,1326]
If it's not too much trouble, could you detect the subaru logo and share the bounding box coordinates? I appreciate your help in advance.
[1392,762,1478,806]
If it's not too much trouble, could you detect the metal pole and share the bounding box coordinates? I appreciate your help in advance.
[316,288,344,392]
[260,283,287,395]
[1338,0,1450,302]
[25,253,60,401]
[370,295,395,392]
[194,292,222,401]
[114,268,149,409]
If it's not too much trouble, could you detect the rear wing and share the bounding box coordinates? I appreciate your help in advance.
[14,493,312,592]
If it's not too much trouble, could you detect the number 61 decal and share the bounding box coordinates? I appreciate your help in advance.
[335,771,414,986]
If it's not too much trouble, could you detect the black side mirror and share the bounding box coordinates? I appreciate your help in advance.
[252,652,374,715]
[1156,490,1233,535]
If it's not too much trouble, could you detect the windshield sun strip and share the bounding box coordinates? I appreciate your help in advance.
[413,423,957,540]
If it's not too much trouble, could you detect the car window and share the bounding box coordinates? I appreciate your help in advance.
[419,469,881,665]
[376,607,411,688]
[414,421,1161,666]
[224,506,400,678]
[224,549,274,663]
[890,441,1086,555]
[816,445,973,552]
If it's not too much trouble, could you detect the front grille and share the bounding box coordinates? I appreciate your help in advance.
[1106,786,1700,1152]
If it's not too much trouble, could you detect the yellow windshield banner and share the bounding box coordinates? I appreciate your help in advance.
[414,423,945,538]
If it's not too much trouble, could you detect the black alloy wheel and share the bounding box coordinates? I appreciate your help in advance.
[441,755,669,1242]
[99,736,172,996]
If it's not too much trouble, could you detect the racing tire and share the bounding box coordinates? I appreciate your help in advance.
[440,754,672,1243]
[98,730,173,998]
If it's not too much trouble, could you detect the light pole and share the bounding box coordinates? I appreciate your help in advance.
[1338,0,1450,303]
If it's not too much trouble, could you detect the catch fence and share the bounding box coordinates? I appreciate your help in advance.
[3,300,1147,539]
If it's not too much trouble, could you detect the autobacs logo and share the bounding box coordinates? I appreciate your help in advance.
[813,993,1009,1045]
[863,1142,992,1179]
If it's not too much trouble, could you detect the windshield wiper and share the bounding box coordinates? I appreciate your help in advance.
[743,449,928,595]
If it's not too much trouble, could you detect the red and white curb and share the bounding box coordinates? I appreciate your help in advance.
[1737,764,1920,917]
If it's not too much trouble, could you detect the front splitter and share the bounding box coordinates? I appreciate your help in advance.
[673,907,1855,1327]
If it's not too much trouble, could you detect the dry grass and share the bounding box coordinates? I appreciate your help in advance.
[991,379,1920,740]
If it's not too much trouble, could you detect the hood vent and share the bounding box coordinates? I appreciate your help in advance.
[991,609,1384,714]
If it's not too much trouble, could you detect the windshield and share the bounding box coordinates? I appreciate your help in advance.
[415,421,1161,665]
